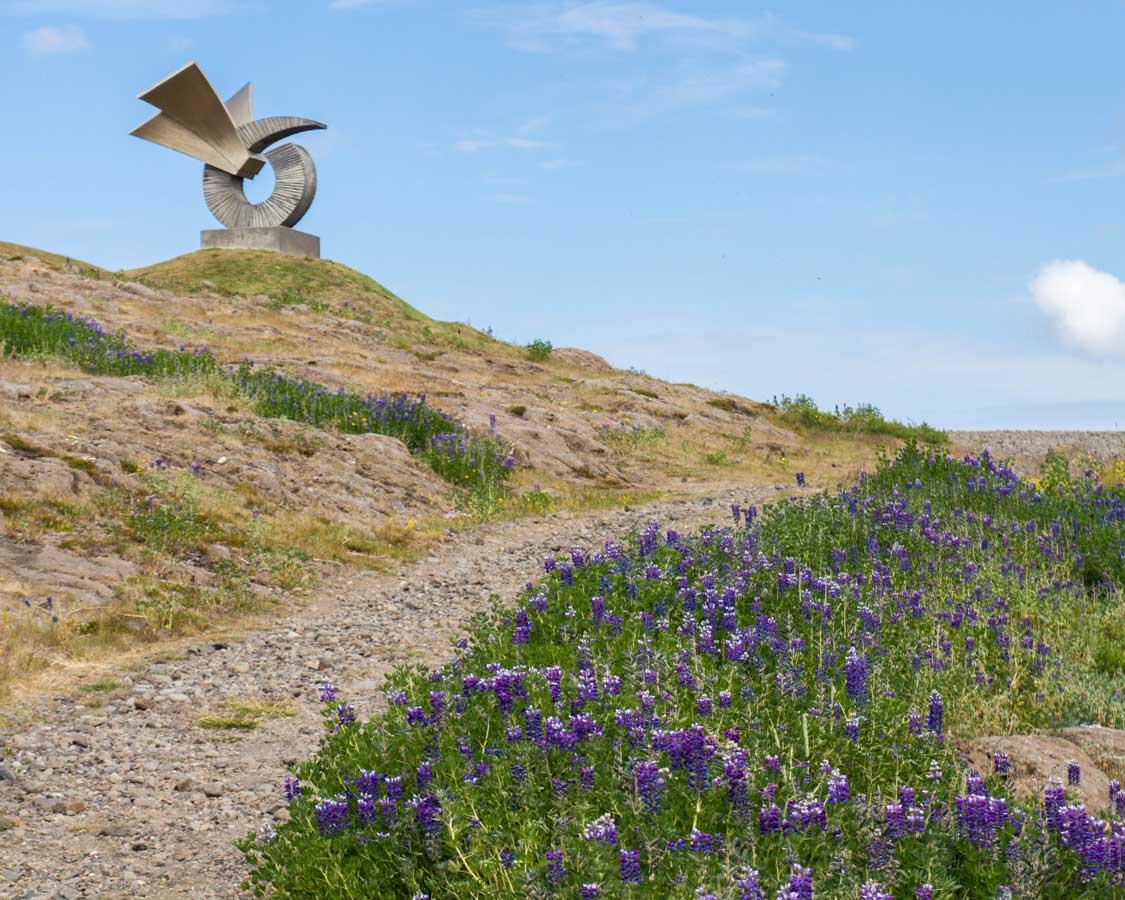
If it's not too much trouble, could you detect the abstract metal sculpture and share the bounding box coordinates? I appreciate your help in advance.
[131,62,326,257]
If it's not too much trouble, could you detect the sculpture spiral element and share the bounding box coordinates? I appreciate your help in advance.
[202,116,324,229]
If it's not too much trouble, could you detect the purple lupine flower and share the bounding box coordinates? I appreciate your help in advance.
[796,472,806,487]
[908,709,923,735]
[410,794,442,835]
[1068,759,1081,786]
[758,803,782,834]
[581,885,601,900]
[500,848,516,868]
[780,864,813,900]
[284,775,301,802]
[314,795,350,835]
[915,886,934,900]
[827,770,850,804]
[859,884,892,900]
[845,649,868,703]
[583,813,617,846]
[992,752,1011,775]
[619,849,642,884]
[737,870,764,900]
[356,769,380,797]
[545,850,566,885]
[635,760,664,814]
[955,792,1008,849]
[336,703,356,728]
[318,682,337,703]
[844,716,860,742]
[416,761,433,790]
[927,691,944,737]
[1044,778,1065,831]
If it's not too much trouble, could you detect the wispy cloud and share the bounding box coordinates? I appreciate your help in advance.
[491,192,530,204]
[604,58,784,119]
[3,0,231,19]
[541,158,579,170]
[21,23,88,52]
[454,136,549,153]
[478,3,854,54]
[1030,259,1125,356]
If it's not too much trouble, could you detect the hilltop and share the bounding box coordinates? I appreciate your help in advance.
[0,240,931,693]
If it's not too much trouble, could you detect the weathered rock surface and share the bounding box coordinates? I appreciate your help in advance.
[962,733,1116,813]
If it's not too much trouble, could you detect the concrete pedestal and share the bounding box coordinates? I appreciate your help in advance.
[200,226,320,258]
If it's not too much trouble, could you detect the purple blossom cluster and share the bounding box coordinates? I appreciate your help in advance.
[246,445,1125,898]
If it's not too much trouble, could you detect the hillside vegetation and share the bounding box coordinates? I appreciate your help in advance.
[0,241,943,695]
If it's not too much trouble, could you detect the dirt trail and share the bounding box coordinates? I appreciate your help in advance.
[0,485,784,900]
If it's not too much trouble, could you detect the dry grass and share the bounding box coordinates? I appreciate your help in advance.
[195,696,297,730]
[266,510,441,569]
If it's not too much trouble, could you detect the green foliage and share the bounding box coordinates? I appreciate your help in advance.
[0,303,218,378]
[243,445,1125,898]
[598,422,666,453]
[267,288,329,313]
[1039,449,1072,492]
[773,393,947,444]
[526,339,553,361]
[701,448,735,466]
[234,364,514,503]
[125,471,224,555]
[0,301,513,506]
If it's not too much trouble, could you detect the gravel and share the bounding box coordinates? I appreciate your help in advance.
[0,486,781,899]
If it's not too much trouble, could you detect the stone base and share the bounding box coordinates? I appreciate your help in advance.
[200,226,320,258]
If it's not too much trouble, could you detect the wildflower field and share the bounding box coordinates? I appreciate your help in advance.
[0,302,513,506]
[242,445,1125,899]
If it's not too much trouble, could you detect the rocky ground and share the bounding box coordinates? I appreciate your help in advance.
[0,486,784,900]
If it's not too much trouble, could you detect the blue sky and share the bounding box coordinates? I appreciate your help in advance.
[3,1,1125,429]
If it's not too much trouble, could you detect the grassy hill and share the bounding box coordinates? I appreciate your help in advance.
[0,240,946,696]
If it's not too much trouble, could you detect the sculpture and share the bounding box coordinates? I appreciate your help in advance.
[131,62,327,257]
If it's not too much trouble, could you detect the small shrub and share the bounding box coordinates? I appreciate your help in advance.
[702,448,735,466]
[526,338,553,361]
[506,405,527,418]
[598,422,666,452]
[629,387,659,400]
[773,393,947,444]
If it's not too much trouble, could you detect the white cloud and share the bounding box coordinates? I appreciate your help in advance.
[1030,259,1125,356]
[21,23,88,52]
[4,0,229,18]
[479,3,854,54]
[604,58,784,120]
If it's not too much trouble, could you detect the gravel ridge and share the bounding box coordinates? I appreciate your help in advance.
[0,486,782,900]
[949,431,1125,470]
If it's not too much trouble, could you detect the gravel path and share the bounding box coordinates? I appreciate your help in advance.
[0,486,783,900]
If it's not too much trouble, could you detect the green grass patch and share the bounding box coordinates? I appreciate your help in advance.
[773,393,947,444]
